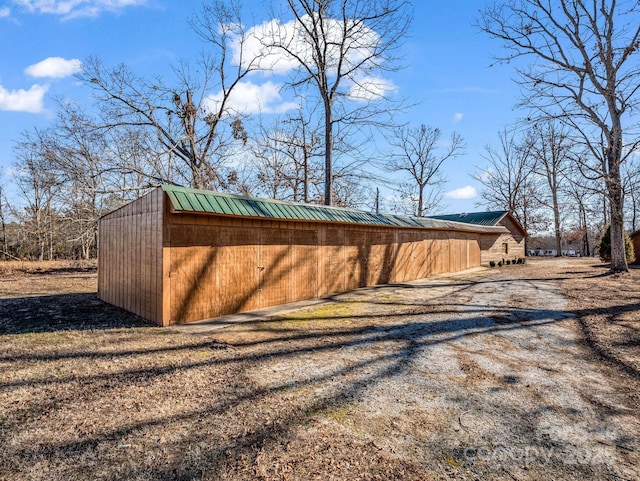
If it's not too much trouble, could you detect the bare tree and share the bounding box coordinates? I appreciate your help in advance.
[42,104,117,259]
[622,156,640,233]
[261,0,411,205]
[478,0,640,272]
[78,0,258,190]
[473,128,541,233]
[527,121,575,256]
[563,168,606,257]
[0,179,9,259]
[251,109,324,202]
[389,124,464,217]
[13,133,63,261]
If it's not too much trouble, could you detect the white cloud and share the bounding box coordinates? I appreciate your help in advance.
[238,15,381,77]
[453,112,463,122]
[445,185,477,200]
[25,57,82,78]
[234,18,301,75]
[349,76,398,101]
[0,83,48,112]
[0,7,10,17]
[231,15,398,103]
[206,80,298,115]
[15,0,147,19]
[478,168,494,182]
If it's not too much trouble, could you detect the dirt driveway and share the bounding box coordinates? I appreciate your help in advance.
[0,258,638,480]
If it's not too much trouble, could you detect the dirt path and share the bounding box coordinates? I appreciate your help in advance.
[204,262,639,480]
[0,259,638,480]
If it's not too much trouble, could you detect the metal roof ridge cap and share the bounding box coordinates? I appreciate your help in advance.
[428,217,510,232]
[162,184,377,215]
[160,185,511,231]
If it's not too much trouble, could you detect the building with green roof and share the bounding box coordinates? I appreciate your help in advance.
[429,211,527,264]
[98,186,512,325]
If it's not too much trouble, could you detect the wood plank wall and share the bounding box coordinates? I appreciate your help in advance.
[165,210,482,325]
[478,215,526,265]
[632,234,640,264]
[98,189,164,324]
[479,232,525,264]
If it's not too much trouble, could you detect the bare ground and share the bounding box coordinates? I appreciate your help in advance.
[0,258,638,480]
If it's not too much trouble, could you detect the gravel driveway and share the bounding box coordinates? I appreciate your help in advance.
[208,264,639,480]
[1,260,638,480]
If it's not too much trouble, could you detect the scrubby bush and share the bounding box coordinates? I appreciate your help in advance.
[506,259,511,265]
[489,260,496,268]
[497,260,503,267]
[598,225,634,263]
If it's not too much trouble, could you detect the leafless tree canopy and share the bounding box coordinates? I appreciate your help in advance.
[478,0,640,271]
[262,0,412,205]
[77,0,258,190]
[526,121,577,256]
[251,109,324,202]
[389,125,464,217]
[473,128,543,233]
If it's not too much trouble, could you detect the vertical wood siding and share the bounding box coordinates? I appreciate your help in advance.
[164,211,482,325]
[99,189,488,326]
[98,189,164,324]
[479,232,525,265]
[631,233,640,264]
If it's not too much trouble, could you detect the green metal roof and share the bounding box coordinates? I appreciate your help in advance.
[161,185,508,233]
[429,211,509,227]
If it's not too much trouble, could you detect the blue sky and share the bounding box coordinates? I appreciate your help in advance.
[0,0,522,214]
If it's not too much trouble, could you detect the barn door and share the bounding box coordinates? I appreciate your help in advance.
[214,226,261,314]
[257,227,319,309]
[258,228,293,307]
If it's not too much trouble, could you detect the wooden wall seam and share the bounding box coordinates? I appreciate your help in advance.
[100,188,494,326]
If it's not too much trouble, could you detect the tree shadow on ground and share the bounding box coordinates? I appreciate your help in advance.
[573,301,640,380]
[1,306,578,480]
[0,293,152,334]
[1,266,637,480]
[0,260,640,481]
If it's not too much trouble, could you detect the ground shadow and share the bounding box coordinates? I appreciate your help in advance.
[1,262,637,480]
[0,293,152,334]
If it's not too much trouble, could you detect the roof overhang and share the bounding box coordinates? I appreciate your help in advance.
[162,185,509,234]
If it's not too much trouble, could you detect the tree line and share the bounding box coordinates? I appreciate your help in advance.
[1,0,638,272]
[473,122,640,258]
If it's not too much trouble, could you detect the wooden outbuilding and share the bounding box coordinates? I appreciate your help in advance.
[98,186,510,326]
[631,230,640,264]
[429,211,527,265]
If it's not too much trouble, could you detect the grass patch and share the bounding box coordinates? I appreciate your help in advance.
[315,401,356,426]
[279,302,366,322]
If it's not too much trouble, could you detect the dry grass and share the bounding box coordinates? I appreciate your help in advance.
[0,259,638,480]
[0,259,96,276]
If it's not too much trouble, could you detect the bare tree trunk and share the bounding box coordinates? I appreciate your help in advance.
[552,190,562,256]
[303,152,309,203]
[608,169,628,272]
[324,104,333,206]
[417,184,424,217]
[576,196,590,257]
[0,188,7,260]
